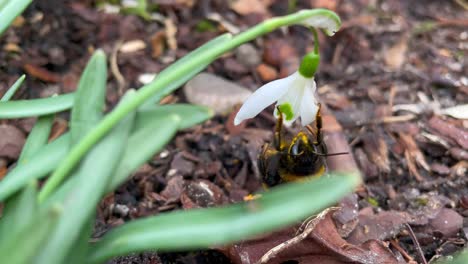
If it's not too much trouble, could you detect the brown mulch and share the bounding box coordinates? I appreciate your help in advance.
[1,0,467,263]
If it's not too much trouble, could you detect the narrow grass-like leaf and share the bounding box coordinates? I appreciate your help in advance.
[107,114,180,191]
[0,104,210,202]
[70,50,107,145]
[1,74,25,101]
[38,50,107,200]
[17,115,54,164]
[141,33,232,108]
[66,218,95,264]
[88,172,361,263]
[0,93,74,119]
[0,189,59,264]
[136,104,213,130]
[0,0,32,36]
[41,114,181,206]
[0,181,38,243]
[36,92,135,264]
[0,115,54,239]
[0,134,70,202]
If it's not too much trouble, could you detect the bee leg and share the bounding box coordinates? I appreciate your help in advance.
[314,103,323,146]
[274,106,284,150]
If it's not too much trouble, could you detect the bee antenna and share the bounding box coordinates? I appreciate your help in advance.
[311,151,349,157]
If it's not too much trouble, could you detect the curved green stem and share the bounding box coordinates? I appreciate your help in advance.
[311,27,319,55]
[38,9,340,201]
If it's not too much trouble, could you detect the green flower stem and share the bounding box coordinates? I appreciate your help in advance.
[311,27,319,54]
[38,9,339,201]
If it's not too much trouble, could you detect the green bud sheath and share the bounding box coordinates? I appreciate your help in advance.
[298,52,320,78]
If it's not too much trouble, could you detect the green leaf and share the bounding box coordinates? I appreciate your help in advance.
[18,115,54,164]
[0,0,32,36]
[0,104,210,202]
[0,93,74,119]
[41,114,181,206]
[140,33,232,108]
[439,250,468,264]
[0,115,54,241]
[70,50,107,145]
[35,91,136,264]
[0,189,60,264]
[38,50,108,201]
[1,74,25,101]
[66,218,95,264]
[136,104,213,130]
[0,181,38,244]
[0,134,70,202]
[88,172,361,263]
[107,113,180,191]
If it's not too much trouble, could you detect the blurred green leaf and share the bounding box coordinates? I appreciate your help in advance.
[42,114,181,206]
[136,104,213,130]
[141,33,232,108]
[196,19,217,32]
[107,113,180,191]
[0,74,25,101]
[0,181,38,246]
[0,93,74,119]
[36,91,136,264]
[0,134,70,202]
[0,104,212,202]
[17,115,54,164]
[88,172,361,263]
[0,0,32,36]
[39,50,107,200]
[0,115,54,239]
[121,0,150,20]
[70,50,107,145]
[0,185,59,264]
[439,250,468,264]
[66,218,95,264]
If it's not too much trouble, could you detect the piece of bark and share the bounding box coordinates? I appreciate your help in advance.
[429,116,468,150]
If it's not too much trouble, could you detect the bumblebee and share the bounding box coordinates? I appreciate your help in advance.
[258,104,344,187]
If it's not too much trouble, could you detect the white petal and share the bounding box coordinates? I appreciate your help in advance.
[234,73,295,125]
[301,13,341,36]
[300,79,319,126]
[275,74,308,126]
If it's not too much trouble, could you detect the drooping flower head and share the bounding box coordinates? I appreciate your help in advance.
[234,11,340,127]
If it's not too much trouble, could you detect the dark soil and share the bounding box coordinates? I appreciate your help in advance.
[1,0,467,263]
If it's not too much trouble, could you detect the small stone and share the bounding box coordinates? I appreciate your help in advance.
[161,175,184,203]
[235,44,261,67]
[256,63,278,82]
[48,46,66,66]
[170,152,194,177]
[181,180,226,209]
[431,163,451,176]
[449,148,468,161]
[429,208,463,238]
[112,204,130,217]
[0,124,25,160]
[224,58,249,75]
[184,73,252,115]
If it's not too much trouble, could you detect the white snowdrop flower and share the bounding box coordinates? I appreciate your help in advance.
[234,71,319,127]
[233,11,341,127]
[234,53,320,127]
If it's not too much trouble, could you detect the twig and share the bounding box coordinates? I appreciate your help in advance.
[390,239,415,263]
[405,223,428,264]
[110,40,126,96]
[256,207,339,264]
